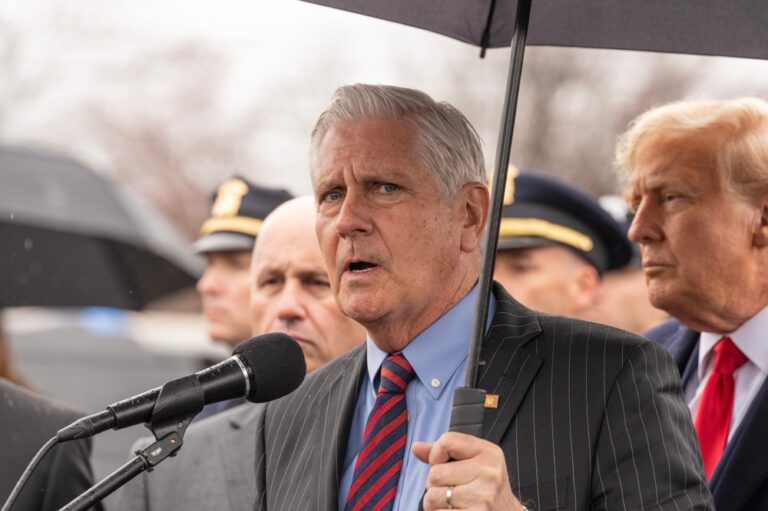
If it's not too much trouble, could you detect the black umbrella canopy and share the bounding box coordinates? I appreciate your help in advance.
[302,0,768,59]
[0,148,203,310]
[296,0,768,427]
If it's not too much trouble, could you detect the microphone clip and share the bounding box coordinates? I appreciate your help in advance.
[146,373,205,441]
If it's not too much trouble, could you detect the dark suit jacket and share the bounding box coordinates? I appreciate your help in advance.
[0,378,99,511]
[645,318,768,511]
[253,285,712,510]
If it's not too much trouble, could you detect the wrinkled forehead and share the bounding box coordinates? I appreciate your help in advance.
[311,118,420,181]
[313,130,439,199]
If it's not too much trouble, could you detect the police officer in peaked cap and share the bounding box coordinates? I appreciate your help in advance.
[494,167,632,320]
[195,177,292,348]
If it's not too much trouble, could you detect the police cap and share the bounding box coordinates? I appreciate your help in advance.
[194,177,292,254]
[497,168,633,274]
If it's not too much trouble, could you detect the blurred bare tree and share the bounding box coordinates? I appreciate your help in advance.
[515,48,707,195]
[436,46,708,196]
[80,42,249,236]
[2,1,768,229]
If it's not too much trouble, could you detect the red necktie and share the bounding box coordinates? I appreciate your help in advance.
[345,353,415,511]
[694,336,748,479]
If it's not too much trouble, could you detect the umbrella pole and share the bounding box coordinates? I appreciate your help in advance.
[449,0,532,436]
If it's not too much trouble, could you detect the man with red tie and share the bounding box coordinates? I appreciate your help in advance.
[618,97,768,510]
[249,84,711,511]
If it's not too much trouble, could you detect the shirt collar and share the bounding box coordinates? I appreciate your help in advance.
[365,284,496,400]
[698,304,768,378]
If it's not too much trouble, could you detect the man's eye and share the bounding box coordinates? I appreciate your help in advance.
[323,190,343,202]
[662,192,681,203]
[379,183,398,193]
[233,260,251,271]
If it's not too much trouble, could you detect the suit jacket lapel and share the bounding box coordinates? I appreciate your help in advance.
[665,323,768,508]
[665,324,701,385]
[417,286,542,511]
[710,376,768,509]
[315,347,367,510]
[479,285,543,444]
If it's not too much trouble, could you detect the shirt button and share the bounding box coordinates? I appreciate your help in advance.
[431,378,440,388]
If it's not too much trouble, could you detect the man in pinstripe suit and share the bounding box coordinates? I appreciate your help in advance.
[252,84,712,510]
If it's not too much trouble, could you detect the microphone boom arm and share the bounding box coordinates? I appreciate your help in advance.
[59,432,183,511]
[59,373,205,510]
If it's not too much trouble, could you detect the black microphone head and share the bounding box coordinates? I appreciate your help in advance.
[233,333,306,403]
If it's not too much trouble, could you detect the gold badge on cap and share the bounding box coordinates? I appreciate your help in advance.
[211,178,249,218]
[503,165,519,206]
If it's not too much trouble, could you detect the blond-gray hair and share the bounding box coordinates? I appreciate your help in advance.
[615,97,768,201]
[310,84,486,198]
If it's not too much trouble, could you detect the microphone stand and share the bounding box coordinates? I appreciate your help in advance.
[59,374,206,511]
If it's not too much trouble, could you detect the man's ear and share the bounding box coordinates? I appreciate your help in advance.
[572,263,600,312]
[753,201,768,248]
[458,182,490,253]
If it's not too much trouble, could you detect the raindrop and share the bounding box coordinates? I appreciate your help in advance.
[23,238,34,251]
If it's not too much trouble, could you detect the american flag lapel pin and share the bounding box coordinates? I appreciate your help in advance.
[484,394,500,409]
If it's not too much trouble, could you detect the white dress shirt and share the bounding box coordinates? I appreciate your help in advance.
[686,305,768,441]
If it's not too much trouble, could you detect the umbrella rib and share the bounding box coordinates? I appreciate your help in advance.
[479,0,499,58]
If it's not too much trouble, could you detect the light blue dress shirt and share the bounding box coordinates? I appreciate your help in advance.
[338,284,496,510]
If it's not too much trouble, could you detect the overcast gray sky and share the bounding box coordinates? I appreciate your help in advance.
[2,0,768,228]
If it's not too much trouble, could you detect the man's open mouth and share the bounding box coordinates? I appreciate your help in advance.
[348,261,378,273]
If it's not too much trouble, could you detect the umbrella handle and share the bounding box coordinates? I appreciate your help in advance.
[448,387,487,437]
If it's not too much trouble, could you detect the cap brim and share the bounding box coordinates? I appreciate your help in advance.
[496,236,558,251]
[194,232,255,254]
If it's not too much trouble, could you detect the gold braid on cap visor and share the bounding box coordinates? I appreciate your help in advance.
[198,216,263,237]
[499,218,594,252]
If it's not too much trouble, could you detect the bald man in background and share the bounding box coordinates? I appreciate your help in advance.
[194,177,291,420]
[117,197,366,511]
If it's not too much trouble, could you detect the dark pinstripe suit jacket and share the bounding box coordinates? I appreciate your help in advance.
[253,285,713,510]
[646,318,768,511]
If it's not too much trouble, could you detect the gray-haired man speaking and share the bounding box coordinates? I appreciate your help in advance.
[249,84,712,510]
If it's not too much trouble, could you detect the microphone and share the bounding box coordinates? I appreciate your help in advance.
[57,332,305,441]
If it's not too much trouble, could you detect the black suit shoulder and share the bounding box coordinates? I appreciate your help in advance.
[495,289,666,381]
[643,318,686,344]
[0,378,98,511]
[487,289,711,509]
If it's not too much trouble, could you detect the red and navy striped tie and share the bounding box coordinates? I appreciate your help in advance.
[345,352,415,511]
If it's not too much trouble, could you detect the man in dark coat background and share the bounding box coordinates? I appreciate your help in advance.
[619,97,768,511]
[1,377,99,510]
